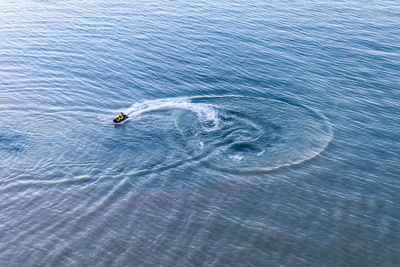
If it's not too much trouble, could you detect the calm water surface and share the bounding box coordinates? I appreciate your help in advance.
[0,0,399,266]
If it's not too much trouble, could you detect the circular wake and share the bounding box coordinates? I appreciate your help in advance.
[115,95,332,174]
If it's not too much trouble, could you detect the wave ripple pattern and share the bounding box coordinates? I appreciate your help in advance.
[122,96,332,173]
[0,0,399,266]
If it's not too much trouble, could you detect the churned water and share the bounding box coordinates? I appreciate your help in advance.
[0,0,399,266]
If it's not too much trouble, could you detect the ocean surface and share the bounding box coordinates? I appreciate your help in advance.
[0,0,399,266]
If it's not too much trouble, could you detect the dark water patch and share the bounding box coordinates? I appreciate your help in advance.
[0,131,25,153]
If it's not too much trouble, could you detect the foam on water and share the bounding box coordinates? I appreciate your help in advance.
[124,97,220,131]
[114,95,333,174]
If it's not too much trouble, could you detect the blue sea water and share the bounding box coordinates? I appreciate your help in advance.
[0,0,399,266]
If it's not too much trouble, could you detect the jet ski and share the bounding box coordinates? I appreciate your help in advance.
[113,112,129,123]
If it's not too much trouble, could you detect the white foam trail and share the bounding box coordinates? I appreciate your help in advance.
[124,97,219,130]
[116,95,334,174]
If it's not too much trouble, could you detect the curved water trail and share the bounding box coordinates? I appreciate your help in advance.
[114,95,333,174]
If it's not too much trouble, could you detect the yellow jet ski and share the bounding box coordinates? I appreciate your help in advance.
[113,112,129,123]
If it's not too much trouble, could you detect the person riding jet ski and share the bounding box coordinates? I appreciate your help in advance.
[113,112,129,123]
